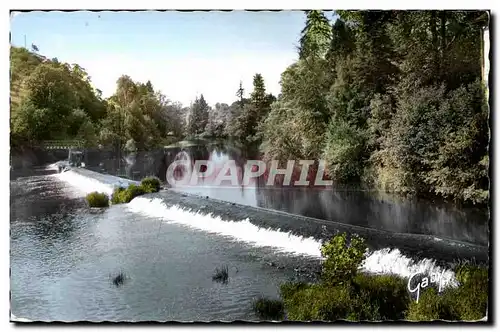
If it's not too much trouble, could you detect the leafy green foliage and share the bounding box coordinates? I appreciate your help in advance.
[280,274,410,321]
[140,176,161,193]
[110,183,146,204]
[259,10,489,204]
[186,94,209,137]
[225,74,275,142]
[10,48,185,151]
[405,264,488,322]
[280,234,487,321]
[119,184,145,203]
[352,273,410,320]
[299,10,333,59]
[372,80,489,202]
[111,187,126,205]
[323,118,366,182]
[86,192,109,208]
[320,233,366,286]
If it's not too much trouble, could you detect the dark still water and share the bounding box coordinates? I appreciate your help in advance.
[39,141,487,247]
[161,142,489,247]
[10,168,315,322]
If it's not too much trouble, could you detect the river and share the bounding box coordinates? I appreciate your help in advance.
[10,141,489,321]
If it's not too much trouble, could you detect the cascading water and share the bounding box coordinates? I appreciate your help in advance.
[54,166,462,288]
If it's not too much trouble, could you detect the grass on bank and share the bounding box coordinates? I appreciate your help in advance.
[86,191,109,208]
[111,176,162,204]
[263,233,488,322]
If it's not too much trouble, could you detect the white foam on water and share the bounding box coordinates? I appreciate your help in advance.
[127,196,458,286]
[46,162,61,171]
[54,168,458,286]
[361,247,458,288]
[127,197,323,258]
[54,169,135,197]
[55,170,115,196]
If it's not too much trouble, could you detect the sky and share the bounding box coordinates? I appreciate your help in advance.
[9,10,327,106]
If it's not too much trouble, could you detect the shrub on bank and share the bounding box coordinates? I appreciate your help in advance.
[320,233,366,285]
[252,297,284,320]
[140,176,161,193]
[352,273,410,320]
[279,233,488,322]
[281,274,409,321]
[86,191,109,208]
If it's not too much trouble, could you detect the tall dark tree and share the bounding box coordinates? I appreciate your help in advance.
[236,80,245,106]
[299,10,332,60]
[186,94,209,136]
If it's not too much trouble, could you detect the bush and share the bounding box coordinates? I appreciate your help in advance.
[140,176,161,193]
[405,287,457,321]
[119,184,145,203]
[452,265,488,321]
[320,233,366,286]
[86,191,109,208]
[279,234,488,322]
[111,187,126,204]
[110,184,145,204]
[253,297,284,320]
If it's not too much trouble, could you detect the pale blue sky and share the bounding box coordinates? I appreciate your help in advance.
[10,11,337,106]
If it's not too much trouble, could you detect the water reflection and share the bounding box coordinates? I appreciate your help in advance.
[164,142,489,246]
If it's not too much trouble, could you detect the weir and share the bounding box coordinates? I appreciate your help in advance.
[59,167,488,270]
[139,190,488,266]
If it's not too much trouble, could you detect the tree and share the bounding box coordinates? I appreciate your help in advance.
[205,102,229,137]
[236,80,245,106]
[23,63,79,117]
[299,10,332,60]
[258,10,489,203]
[186,94,209,136]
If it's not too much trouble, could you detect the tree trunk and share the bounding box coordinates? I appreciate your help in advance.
[439,11,447,66]
[430,11,439,76]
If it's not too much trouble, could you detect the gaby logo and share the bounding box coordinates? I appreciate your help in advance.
[407,271,451,303]
[165,159,333,187]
